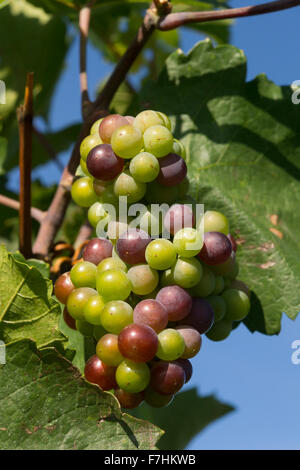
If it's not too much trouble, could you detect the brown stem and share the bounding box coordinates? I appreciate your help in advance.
[0,194,45,223]
[74,219,93,248]
[17,73,34,259]
[32,125,64,172]
[79,2,95,119]
[153,0,172,15]
[158,0,300,30]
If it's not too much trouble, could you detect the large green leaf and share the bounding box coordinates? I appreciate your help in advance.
[0,339,163,450]
[140,39,300,335]
[0,246,65,347]
[132,388,234,450]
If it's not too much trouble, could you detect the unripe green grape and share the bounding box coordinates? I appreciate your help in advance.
[206,319,232,341]
[107,221,128,244]
[203,210,229,235]
[83,294,105,325]
[213,276,225,295]
[100,185,119,206]
[139,207,163,237]
[111,125,143,159]
[206,295,226,323]
[116,359,150,393]
[80,158,92,177]
[143,125,173,158]
[145,181,179,205]
[156,328,185,361]
[145,239,177,271]
[100,300,133,334]
[157,112,171,130]
[173,228,203,258]
[127,264,159,296]
[75,319,94,336]
[80,134,102,161]
[144,387,174,407]
[188,266,215,297]
[97,256,127,274]
[134,110,165,133]
[172,138,186,159]
[93,324,107,341]
[96,333,124,367]
[70,261,97,289]
[67,287,97,320]
[222,289,250,321]
[71,177,98,207]
[90,118,104,135]
[96,269,132,301]
[113,171,146,204]
[171,257,203,289]
[129,152,159,183]
[88,202,108,228]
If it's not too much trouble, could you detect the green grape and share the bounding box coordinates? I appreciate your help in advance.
[113,171,146,204]
[88,202,108,228]
[157,112,171,130]
[172,138,186,159]
[111,125,143,159]
[107,221,128,244]
[83,294,105,325]
[145,181,179,205]
[96,333,124,367]
[133,110,165,133]
[173,228,203,258]
[188,266,215,297]
[127,264,159,295]
[100,300,133,334]
[222,289,250,321]
[171,257,203,288]
[80,134,102,161]
[96,269,132,301]
[80,158,92,177]
[71,177,98,207]
[93,324,107,341]
[129,152,159,183]
[203,210,229,235]
[143,125,173,158]
[160,268,175,287]
[207,295,226,322]
[145,239,177,270]
[156,329,185,361]
[67,287,97,320]
[213,276,225,295]
[97,256,127,274]
[90,118,104,135]
[100,185,119,206]
[178,177,189,198]
[116,359,150,393]
[75,319,94,336]
[70,261,97,288]
[144,387,173,407]
[206,319,232,341]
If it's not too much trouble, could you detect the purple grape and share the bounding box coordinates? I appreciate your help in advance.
[175,358,193,383]
[157,153,187,187]
[86,144,124,181]
[156,285,192,321]
[164,203,195,235]
[198,231,232,266]
[83,238,113,265]
[116,228,151,265]
[179,298,214,334]
[150,361,185,395]
[133,299,168,333]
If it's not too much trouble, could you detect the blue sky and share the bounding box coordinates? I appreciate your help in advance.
[7,1,300,449]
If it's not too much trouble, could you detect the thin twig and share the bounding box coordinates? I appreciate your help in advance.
[32,125,64,172]
[79,2,95,119]
[157,0,300,30]
[17,73,34,259]
[0,194,45,223]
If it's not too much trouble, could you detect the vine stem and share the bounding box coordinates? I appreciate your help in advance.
[0,195,45,223]
[79,2,95,119]
[17,73,34,259]
[157,0,300,30]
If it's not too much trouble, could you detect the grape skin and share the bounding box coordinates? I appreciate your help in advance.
[175,325,202,359]
[84,355,117,391]
[83,238,113,265]
[96,333,124,367]
[63,307,76,330]
[118,323,158,363]
[86,144,124,180]
[116,228,151,265]
[157,153,187,187]
[100,300,133,334]
[114,388,144,409]
[54,272,75,304]
[198,231,232,266]
[127,264,159,296]
[99,114,129,143]
[156,285,192,321]
[116,359,150,393]
[164,203,194,235]
[180,298,214,334]
[150,361,185,395]
[133,299,168,333]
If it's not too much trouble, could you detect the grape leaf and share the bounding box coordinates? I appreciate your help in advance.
[139,39,300,335]
[0,339,163,450]
[0,246,65,348]
[132,388,234,450]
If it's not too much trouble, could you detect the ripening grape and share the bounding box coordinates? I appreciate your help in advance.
[176,358,193,383]
[111,125,143,159]
[54,272,74,304]
[71,176,98,207]
[83,294,105,325]
[134,110,165,133]
[70,261,97,288]
[150,361,185,395]
[96,334,124,367]
[75,319,94,336]
[80,134,102,161]
[198,231,232,266]
[206,319,232,342]
[173,228,203,258]
[171,257,203,289]
[99,114,129,143]
[180,298,214,334]
[143,125,173,158]
[145,239,177,270]
[156,329,185,361]
[116,228,151,265]
[203,211,229,235]
[96,269,132,301]
[113,171,146,204]
[129,152,160,183]
[114,388,144,409]
[175,325,202,359]
[145,181,179,205]
[66,287,97,320]
[188,266,216,298]
[100,300,133,334]
[90,118,103,135]
[88,202,108,228]
[97,256,127,274]
[127,264,159,296]
[118,324,158,362]
[157,153,187,187]
[84,355,117,391]
[206,295,226,323]
[144,387,173,408]
[83,238,113,265]
[116,359,150,393]
[164,203,194,235]
[222,288,250,321]
[86,144,124,180]
[156,285,192,321]
[63,307,76,330]
[133,299,168,333]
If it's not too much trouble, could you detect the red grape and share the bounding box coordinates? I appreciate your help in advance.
[150,361,185,395]
[164,203,195,235]
[84,355,117,391]
[99,114,129,143]
[116,228,151,265]
[54,271,75,304]
[86,144,124,180]
[63,307,77,330]
[118,324,158,362]
[175,358,193,383]
[157,153,187,187]
[156,285,192,321]
[198,231,232,265]
[114,388,144,409]
[179,298,214,334]
[83,238,113,265]
[133,299,168,333]
[175,325,202,358]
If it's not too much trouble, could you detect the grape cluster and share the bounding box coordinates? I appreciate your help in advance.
[55,110,251,410]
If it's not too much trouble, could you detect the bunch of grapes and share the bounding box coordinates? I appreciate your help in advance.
[54,110,251,410]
